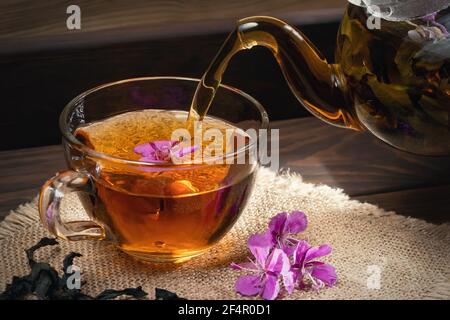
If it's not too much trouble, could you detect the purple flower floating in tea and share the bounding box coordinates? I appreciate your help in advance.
[134,140,198,163]
[231,211,336,300]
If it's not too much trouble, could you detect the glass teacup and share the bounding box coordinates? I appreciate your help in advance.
[39,77,268,263]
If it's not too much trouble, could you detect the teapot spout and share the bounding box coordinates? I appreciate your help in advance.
[237,17,363,130]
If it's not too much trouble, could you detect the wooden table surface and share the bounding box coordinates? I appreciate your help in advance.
[1,117,449,223]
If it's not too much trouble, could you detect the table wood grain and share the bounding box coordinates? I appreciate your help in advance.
[1,117,449,223]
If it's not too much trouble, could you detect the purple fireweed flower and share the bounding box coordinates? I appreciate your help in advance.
[292,240,337,291]
[423,12,439,23]
[46,202,56,226]
[423,12,450,36]
[231,210,336,299]
[266,211,308,255]
[134,140,198,163]
[408,12,449,42]
[231,233,294,300]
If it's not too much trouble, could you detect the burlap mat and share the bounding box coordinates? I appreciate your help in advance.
[1,168,449,300]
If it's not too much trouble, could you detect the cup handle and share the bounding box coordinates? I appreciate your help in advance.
[39,170,105,241]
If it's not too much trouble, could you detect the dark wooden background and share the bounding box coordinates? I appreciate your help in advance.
[0,1,449,225]
[0,0,344,151]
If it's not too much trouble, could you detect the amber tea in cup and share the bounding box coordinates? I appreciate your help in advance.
[39,77,268,263]
[74,110,254,261]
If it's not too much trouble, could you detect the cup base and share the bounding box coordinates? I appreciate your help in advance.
[120,247,209,264]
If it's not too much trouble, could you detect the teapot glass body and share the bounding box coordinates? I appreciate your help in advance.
[193,3,450,156]
[335,4,450,155]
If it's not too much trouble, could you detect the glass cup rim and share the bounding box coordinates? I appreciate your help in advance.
[59,76,269,167]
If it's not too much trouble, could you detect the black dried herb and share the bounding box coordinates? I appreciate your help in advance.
[1,237,187,300]
[0,237,148,300]
[155,288,186,300]
[61,252,83,286]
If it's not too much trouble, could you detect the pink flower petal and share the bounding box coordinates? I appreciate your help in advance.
[46,202,55,224]
[306,261,325,267]
[282,239,299,256]
[261,274,280,300]
[150,140,178,150]
[135,140,199,163]
[310,263,337,287]
[235,275,262,297]
[175,145,199,158]
[134,141,173,162]
[248,233,272,267]
[265,248,290,275]
[305,244,332,262]
[285,211,308,234]
[268,212,288,235]
[283,271,296,295]
[134,143,154,156]
[422,12,438,23]
[293,240,311,267]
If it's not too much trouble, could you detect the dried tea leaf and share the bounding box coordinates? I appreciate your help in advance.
[155,288,186,300]
[0,238,165,301]
[1,238,60,300]
[0,276,33,300]
[25,237,58,267]
[30,263,60,299]
[63,252,83,273]
[61,252,82,286]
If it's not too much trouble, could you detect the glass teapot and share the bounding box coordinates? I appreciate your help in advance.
[197,1,450,156]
